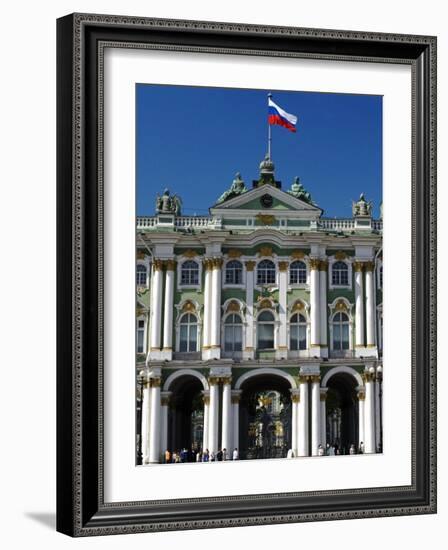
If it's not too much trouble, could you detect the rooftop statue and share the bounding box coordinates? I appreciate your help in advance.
[156,188,182,215]
[287,176,314,205]
[352,193,373,217]
[216,172,247,204]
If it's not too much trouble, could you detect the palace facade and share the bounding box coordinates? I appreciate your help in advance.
[136,157,383,464]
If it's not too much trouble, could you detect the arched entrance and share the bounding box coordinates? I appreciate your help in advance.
[238,374,292,460]
[325,372,359,454]
[167,375,204,457]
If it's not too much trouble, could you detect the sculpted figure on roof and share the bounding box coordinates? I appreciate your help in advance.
[216,172,247,204]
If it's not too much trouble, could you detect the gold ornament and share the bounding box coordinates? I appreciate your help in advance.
[278,261,289,272]
[256,214,276,225]
[353,261,364,272]
[136,249,146,260]
[165,259,176,271]
[335,299,348,312]
[182,249,198,258]
[258,298,273,309]
[226,300,240,313]
[245,260,256,271]
[258,246,274,257]
[227,249,242,259]
[319,260,329,271]
[309,258,320,270]
[334,250,347,261]
[291,250,305,260]
[364,261,375,272]
[182,301,196,313]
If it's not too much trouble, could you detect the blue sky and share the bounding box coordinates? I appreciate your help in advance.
[136,85,382,218]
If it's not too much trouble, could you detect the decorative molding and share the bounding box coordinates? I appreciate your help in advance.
[153,259,164,271]
[226,300,241,313]
[258,246,274,257]
[364,261,375,272]
[245,260,256,272]
[353,261,364,272]
[319,260,329,271]
[227,249,242,259]
[165,259,176,271]
[334,250,347,261]
[256,213,276,225]
[182,249,199,258]
[278,261,289,272]
[335,299,349,312]
[136,249,146,260]
[181,300,196,313]
[290,250,305,260]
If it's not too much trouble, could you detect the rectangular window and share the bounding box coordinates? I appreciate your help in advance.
[137,320,145,353]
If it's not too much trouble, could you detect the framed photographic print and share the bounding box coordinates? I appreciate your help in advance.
[56,13,437,536]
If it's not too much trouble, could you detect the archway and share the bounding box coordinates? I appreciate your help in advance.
[167,375,204,460]
[325,372,359,454]
[238,373,292,460]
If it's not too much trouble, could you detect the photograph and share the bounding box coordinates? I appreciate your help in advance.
[134,85,384,465]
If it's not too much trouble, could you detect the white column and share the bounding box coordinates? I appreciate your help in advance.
[358,389,365,450]
[148,378,161,463]
[364,372,376,453]
[365,263,376,347]
[160,392,170,458]
[354,262,365,348]
[277,262,288,358]
[232,391,241,453]
[311,375,321,456]
[244,261,255,358]
[291,391,300,456]
[320,389,327,450]
[221,377,232,456]
[310,260,320,349]
[162,260,175,356]
[149,259,164,355]
[375,376,381,451]
[202,392,210,452]
[141,376,151,464]
[208,378,219,453]
[210,259,223,358]
[202,260,212,358]
[319,261,328,350]
[298,376,309,457]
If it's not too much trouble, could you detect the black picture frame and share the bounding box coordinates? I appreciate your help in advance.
[57,13,437,536]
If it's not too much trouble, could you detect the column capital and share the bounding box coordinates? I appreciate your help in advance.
[203,258,213,271]
[203,395,210,405]
[148,377,162,388]
[164,259,177,271]
[309,374,321,384]
[245,260,256,272]
[152,259,164,271]
[353,261,364,272]
[319,259,328,271]
[364,261,375,272]
[362,371,375,383]
[357,389,366,401]
[297,374,309,385]
[211,257,223,269]
[320,389,328,401]
[309,258,320,270]
[278,261,289,272]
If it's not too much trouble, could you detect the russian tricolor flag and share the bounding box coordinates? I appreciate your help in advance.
[268,97,297,133]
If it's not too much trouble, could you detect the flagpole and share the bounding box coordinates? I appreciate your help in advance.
[267,93,272,160]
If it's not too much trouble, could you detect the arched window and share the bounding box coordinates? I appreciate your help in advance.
[332,261,349,286]
[289,261,307,284]
[257,310,275,350]
[136,319,145,353]
[180,260,199,286]
[179,313,198,352]
[332,312,350,350]
[224,314,243,352]
[257,260,276,285]
[225,260,243,285]
[290,313,307,350]
[136,264,147,286]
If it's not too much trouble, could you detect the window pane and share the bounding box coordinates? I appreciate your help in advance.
[341,324,349,349]
[299,325,307,349]
[234,326,242,351]
[290,325,298,350]
[179,325,188,352]
[224,326,233,351]
[189,326,197,352]
[137,330,144,353]
[258,324,274,349]
[333,324,341,350]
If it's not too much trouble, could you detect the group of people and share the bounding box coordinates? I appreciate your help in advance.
[286,441,366,458]
[164,447,239,464]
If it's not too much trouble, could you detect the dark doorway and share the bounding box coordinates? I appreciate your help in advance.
[168,376,204,456]
[239,375,292,460]
[325,373,359,454]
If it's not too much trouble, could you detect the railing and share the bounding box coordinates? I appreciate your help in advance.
[137,216,383,232]
[319,219,355,230]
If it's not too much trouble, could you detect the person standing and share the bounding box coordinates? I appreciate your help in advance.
[202,449,209,462]
[318,444,325,456]
[164,449,171,464]
[232,448,239,460]
[216,449,223,461]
